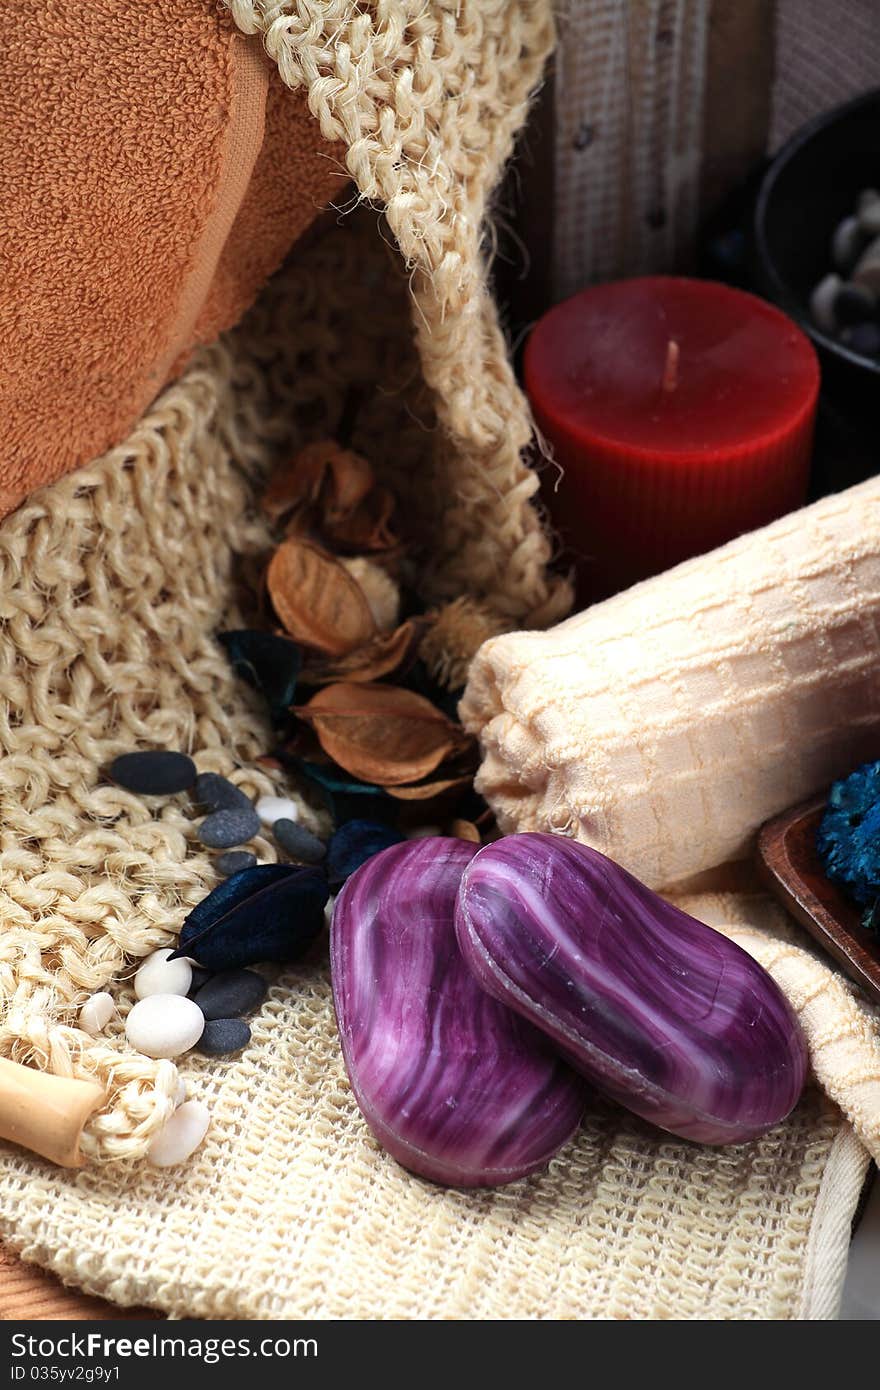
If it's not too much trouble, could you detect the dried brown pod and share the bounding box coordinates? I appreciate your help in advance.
[322,486,398,554]
[262,440,371,522]
[267,539,377,656]
[450,819,481,844]
[296,682,472,787]
[301,621,424,686]
[264,440,399,554]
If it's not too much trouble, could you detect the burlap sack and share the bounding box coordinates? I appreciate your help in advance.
[0,0,875,1320]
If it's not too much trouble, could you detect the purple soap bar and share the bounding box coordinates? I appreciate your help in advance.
[455,833,808,1145]
[331,838,585,1186]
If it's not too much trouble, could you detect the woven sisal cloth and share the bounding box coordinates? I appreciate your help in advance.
[0,0,875,1320]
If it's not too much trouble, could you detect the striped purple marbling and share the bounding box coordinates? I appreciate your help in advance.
[331,838,585,1186]
[455,833,808,1145]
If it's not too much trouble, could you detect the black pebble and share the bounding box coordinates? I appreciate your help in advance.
[841,321,880,357]
[274,818,326,864]
[187,965,214,995]
[193,968,268,1020]
[110,750,196,796]
[198,807,261,849]
[216,849,258,877]
[196,1017,251,1056]
[194,772,254,814]
[835,283,877,327]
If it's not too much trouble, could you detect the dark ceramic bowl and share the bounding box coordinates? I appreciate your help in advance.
[754,88,880,386]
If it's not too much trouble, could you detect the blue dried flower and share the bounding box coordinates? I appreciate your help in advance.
[817,760,880,909]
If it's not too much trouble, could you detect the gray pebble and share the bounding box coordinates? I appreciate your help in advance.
[841,321,880,358]
[193,968,267,1020]
[187,965,214,996]
[195,772,253,814]
[831,215,865,274]
[274,818,326,864]
[198,807,261,849]
[110,751,196,796]
[216,849,258,877]
[196,1018,251,1056]
[809,272,841,333]
[835,282,877,326]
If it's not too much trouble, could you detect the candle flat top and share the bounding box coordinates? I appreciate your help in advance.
[524,278,819,458]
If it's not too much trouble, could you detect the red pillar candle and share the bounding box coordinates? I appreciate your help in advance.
[524,277,820,600]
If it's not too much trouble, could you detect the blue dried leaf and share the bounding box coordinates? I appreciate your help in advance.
[219,630,301,724]
[326,819,404,887]
[294,758,397,828]
[171,863,328,970]
[295,759,386,799]
[817,760,880,906]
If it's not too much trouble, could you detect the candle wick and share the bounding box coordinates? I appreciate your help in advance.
[662,339,680,394]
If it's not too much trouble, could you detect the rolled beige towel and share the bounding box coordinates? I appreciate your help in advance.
[461,475,880,890]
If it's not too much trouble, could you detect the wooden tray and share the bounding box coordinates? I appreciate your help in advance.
[757,795,880,1006]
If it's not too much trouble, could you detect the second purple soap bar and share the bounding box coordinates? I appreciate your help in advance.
[455,833,808,1144]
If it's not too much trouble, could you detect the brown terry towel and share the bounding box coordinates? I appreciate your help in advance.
[0,1,342,517]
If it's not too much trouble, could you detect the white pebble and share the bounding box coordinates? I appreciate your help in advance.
[125,994,205,1059]
[79,992,115,1037]
[809,273,841,333]
[255,794,300,828]
[147,1100,210,1168]
[831,215,864,272]
[406,826,443,840]
[324,894,336,929]
[175,1077,188,1107]
[134,947,192,1000]
[858,189,880,237]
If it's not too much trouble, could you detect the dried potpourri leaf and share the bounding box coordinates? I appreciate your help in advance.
[295,682,472,787]
[170,864,328,970]
[293,757,397,828]
[263,440,399,554]
[301,621,425,686]
[295,758,387,801]
[218,630,301,725]
[322,485,398,554]
[384,773,473,802]
[326,819,405,886]
[262,440,371,524]
[267,539,377,657]
[451,819,481,844]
